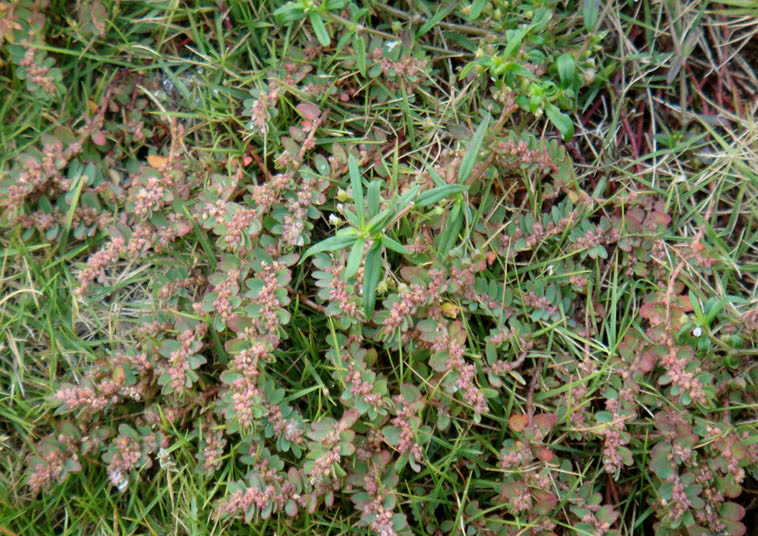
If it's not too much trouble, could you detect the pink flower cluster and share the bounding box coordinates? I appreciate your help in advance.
[346,363,383,408]
[325,262,361,319]
[500,210,577,253]
[495,138,558,174]
[359,473,398,536]
[390,395,423,465]
[660,344,706,405]
[210,269,241,322]
[522,290,558,317]
[75,236,125,297]
[18,44,57,94]
[199,424,226,474]
[214,458,298,521]
[164,323,207,393]
[431,321,488,417]
[26,437,81,495]
[248,260,291,345]
[383,268,446,332]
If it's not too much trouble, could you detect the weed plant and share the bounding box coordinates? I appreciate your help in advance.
[1,1,757,535]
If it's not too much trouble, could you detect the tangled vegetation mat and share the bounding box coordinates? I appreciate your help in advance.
[1,1,757,535]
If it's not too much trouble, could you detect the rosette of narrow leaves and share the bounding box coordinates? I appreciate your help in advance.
[302,153,468,317]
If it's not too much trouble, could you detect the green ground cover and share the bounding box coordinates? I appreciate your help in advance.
[1,1,757,534]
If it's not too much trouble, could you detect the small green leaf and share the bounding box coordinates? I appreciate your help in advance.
[417,4,455,37]
[345,239,365,279]
[348,154,365,226]
[273,2,304,22]
[583,0,600,29]
[353,34,366,77]
[363,242,382,317]
[383,426,401,446]
[504,27,528,59]
[556,53,576,89]
[381,234,408,255]
[309,12,330,47]
[429,168,447,187]
[469,0,488,20]
[159,339,181,357]
[416,184,468,207]
[437,201,463,256]
[458,113,491,184]
[367,180,381,218]
[301,235,356,262]
[545,103,574,141]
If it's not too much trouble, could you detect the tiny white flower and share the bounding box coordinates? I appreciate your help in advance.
[692,327,703,337]
[336,203,344,212]
[329,213,341,225]
[109,469,128,493]
[386,41,400,51]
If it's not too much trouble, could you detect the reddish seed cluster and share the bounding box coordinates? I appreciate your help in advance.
[325,263,361,319]
[163,324,207,392]
[200,426,226,474]
[390,395,423,464]
[369,47,428,92]
[522,290,558,316]
[346,363,383,409]
[18,44,57,94]
[26,437,81,495]
[211,269,241,322]
[501,211,577,252]
[660,345,706,405]
[495,138,558,173]
[359,472,398,536]
[74,236,125,297]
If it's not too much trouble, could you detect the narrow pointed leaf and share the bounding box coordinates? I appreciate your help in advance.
[363,242,382,317]
[367,180,381,218]
[348,154,365,226]
[438,201,463,256]
[545,103,574,141]
[381,234,408,255]
[309,12,330,47]
[429,168,447,187]
[301,235,356,262]
[345,239,365,279]
[416,184,468,207]
[458,113,491,183]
